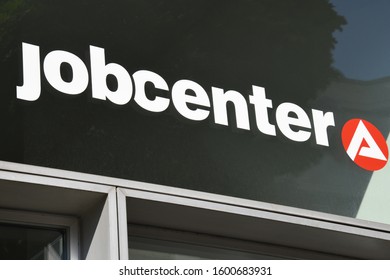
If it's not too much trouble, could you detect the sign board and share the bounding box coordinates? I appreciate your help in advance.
[1,0,389,219]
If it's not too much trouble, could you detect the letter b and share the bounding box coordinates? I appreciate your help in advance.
[90,46,132,105]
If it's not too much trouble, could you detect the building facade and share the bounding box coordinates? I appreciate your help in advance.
[1,0,390,259]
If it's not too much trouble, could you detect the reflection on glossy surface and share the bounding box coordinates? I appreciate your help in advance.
[0,223,65,260]
[0,1,388,222]
[358,133,390,224]
[331,0,390,80]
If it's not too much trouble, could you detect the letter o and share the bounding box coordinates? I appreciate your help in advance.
[43,50,89,95]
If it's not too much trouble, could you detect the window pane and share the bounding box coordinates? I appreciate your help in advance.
[0,223,66,260]
[129,236,284,260]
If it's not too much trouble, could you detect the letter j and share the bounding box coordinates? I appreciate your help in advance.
[16,42,41,101]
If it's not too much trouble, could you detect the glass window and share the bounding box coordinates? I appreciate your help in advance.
[0,223,66,260]
[129,236,284,260]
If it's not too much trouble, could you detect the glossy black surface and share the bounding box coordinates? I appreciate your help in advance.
[0,0,389,218]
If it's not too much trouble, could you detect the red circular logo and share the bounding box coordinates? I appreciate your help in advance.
[341,119,388,171]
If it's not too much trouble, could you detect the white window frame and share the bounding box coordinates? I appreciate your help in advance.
[117,186,390,260]
[2,160,390,260]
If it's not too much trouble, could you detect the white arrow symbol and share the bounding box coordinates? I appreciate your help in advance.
[346,120,387,161]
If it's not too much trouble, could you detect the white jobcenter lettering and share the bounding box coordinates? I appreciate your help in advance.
[16,42,336,147]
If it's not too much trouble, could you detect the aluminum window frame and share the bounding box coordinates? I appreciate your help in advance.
[0,160,119,259]
[1,160,390,259]
[118,186,390,260]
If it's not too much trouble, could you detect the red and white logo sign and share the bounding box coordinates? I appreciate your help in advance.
[342,119,388,171]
